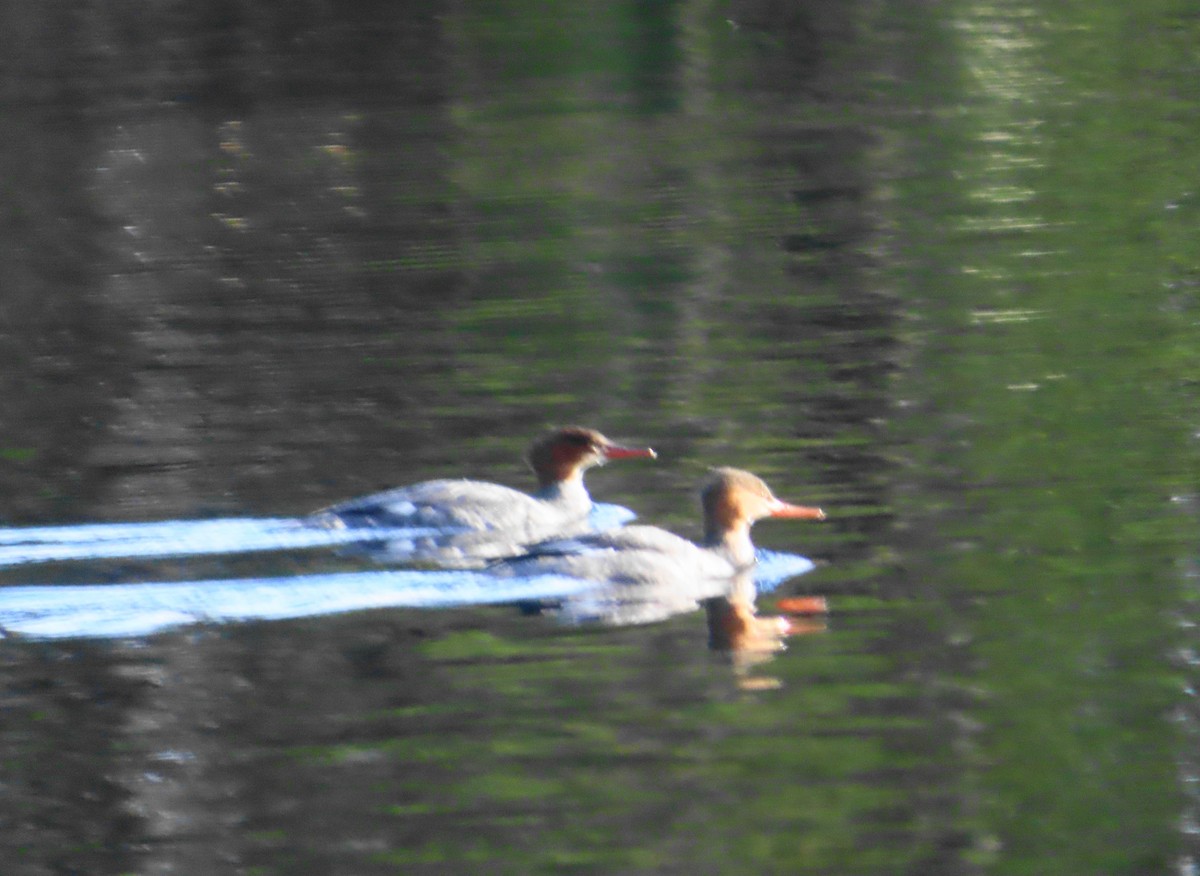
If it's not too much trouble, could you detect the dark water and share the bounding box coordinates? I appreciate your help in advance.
[1,1,1198,874]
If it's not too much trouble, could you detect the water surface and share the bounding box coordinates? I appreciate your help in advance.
[1,2,1197,874]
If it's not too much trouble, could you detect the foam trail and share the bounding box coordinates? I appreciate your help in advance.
[0,523,444,567]
[0,570,598,640]
[0,503,639,568]
[0,549,816,641]
[0,518,299,546]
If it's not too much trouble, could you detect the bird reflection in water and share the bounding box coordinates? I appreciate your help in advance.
[704,572,829,691]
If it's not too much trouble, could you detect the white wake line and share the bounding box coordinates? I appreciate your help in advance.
[0,522,443,567]
[0,570,597,639]
[0,503,640,567]
[0,551,815,641]
[0,517,300,545]
[0,502,637,546]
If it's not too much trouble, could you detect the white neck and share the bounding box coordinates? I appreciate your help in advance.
[534,475,592,514]
[704,523,757,570]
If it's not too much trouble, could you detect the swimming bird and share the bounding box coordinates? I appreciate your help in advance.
[311,427,656,567]
[493,467,825,625]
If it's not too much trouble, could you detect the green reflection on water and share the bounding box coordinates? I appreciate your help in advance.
[411,625,902,872]
[900,1,1200,872]
[266,604,919,873]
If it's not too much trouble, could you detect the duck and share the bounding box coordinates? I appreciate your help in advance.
[493,467,825,625]
[311,426,656,566]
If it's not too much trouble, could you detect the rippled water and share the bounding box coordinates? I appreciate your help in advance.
[1,2,1197,874]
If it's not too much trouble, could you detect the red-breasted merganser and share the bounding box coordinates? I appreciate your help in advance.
[496,467,825,625]
[311,427,656,566]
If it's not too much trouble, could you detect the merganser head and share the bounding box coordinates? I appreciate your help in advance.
[701,468,825,544]
[526,427,657,489]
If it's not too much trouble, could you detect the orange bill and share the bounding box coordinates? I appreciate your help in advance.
[602,444,657,460]
[768,500,826,520]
